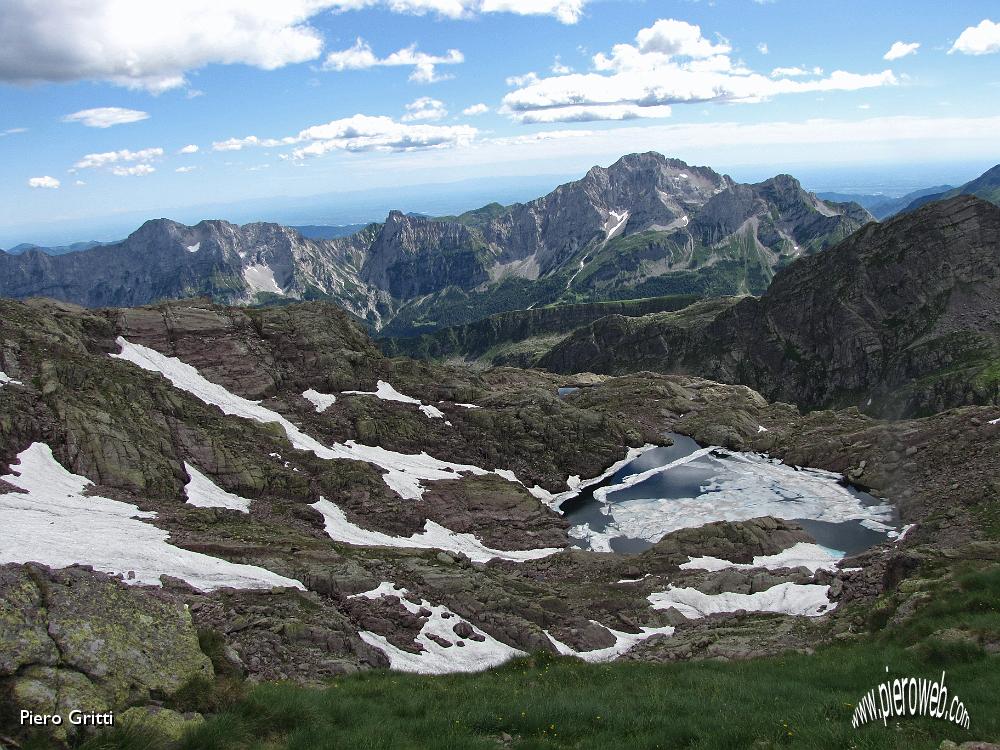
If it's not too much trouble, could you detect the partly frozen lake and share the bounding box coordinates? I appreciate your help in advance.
[562,434,898,555]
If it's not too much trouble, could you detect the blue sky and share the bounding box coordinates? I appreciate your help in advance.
[2,0,999,245]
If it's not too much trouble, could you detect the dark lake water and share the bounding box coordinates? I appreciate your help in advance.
[562,434,898,556]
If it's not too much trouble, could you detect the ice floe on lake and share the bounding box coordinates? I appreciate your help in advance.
[352,582,525,673]
[311,498,559,562]
[183,463,251,513]
[569,445,895,552]
[0,443,302,591]
[648,582,835,618]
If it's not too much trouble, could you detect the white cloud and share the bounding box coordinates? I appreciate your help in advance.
[462,103,490,115]
[290,115,477,158]
[111,164,156,177]
[27,176,60,189]
[0,1,339,92]
[402,97,448,122]
[518,104,673,124]
[551,56,573,74]
[0,127,27,136]
[757,42,769,55]
[178,144,200,154]
[175,166,197,173]
[883,41,919,60]
[950,19,1000,55]
[61,107,149,128]
[770,66,824,77]
[74,147,164,169]
[322,38,463,83]
[502,18,896,123]
[74,180,86,186]
[214,114,478,160]
[506,72,540,87]
[326,0,587,23]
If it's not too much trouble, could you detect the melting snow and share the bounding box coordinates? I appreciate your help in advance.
[345,380,445,420]
[649,582,835,618]
[679,542,844,573]
[183,463,251,513]
[242,264,283,296]
[352,582,525,673]
[311,498,559,562]
[0,443,302,591]
[757,425,768,434]
[112,339,496,500]
[186,242,200,253]
[544,621,674,662]
[0,370,22,387]
[889,523,916,542]
[989,417,1000,425]
[529,444,658,512]
[604,210,630,238]
[302,389,337,413]
[617,573,651,584]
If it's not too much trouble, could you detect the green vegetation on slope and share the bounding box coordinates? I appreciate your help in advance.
[66,563,1000,750]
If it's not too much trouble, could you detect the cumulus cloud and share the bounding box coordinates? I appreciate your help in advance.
[502,18,896,123]
[74,147,163,170]
[290,115,477,157]
[27,176,60,188]
[757,42,769,55]
[402,97,448,121]
[178,144,200,154]
[326,0,587,23]
[950,19,1000,55]
[884,41,919,60]
[506,72,540,87]
[462,103,490,115]
[212,114,478,160]
[61,107,149,128]
[111,164,156,177]
[0,1,342,92]
[770,66,824,77]
[322,38,463,83]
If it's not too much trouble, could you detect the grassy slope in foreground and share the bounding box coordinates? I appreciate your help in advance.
[71,564,1000,750]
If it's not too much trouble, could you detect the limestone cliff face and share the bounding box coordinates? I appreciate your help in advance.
[540,196,1000,418]
[0,153,871,335]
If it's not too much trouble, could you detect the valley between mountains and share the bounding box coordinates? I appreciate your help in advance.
[1,154,999,749]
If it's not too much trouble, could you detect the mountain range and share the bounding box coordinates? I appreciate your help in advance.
[539,195,1000,418]
[0,153,872,336]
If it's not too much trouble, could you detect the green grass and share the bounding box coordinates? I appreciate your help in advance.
[65,564,1000,750]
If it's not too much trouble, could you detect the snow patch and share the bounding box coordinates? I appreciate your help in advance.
[531,444,658,512]
[345,380,445,420]
[989,417,1000,425]
[186,242,200,253]
[544,621,674,662]
[0,370,22,387]
[889,523,916,542]
[0,443,302,591]
[617,573,651,584]
[604,210,629,238]
[310,498,559,563]
[757,425,768,434]
[242,264,283,296]
[648,582,835,618]
[302,389,337,413]
[183,463,251,513]
[352,582,525,674]
[679,542,844,573]
[112,339,495,500]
